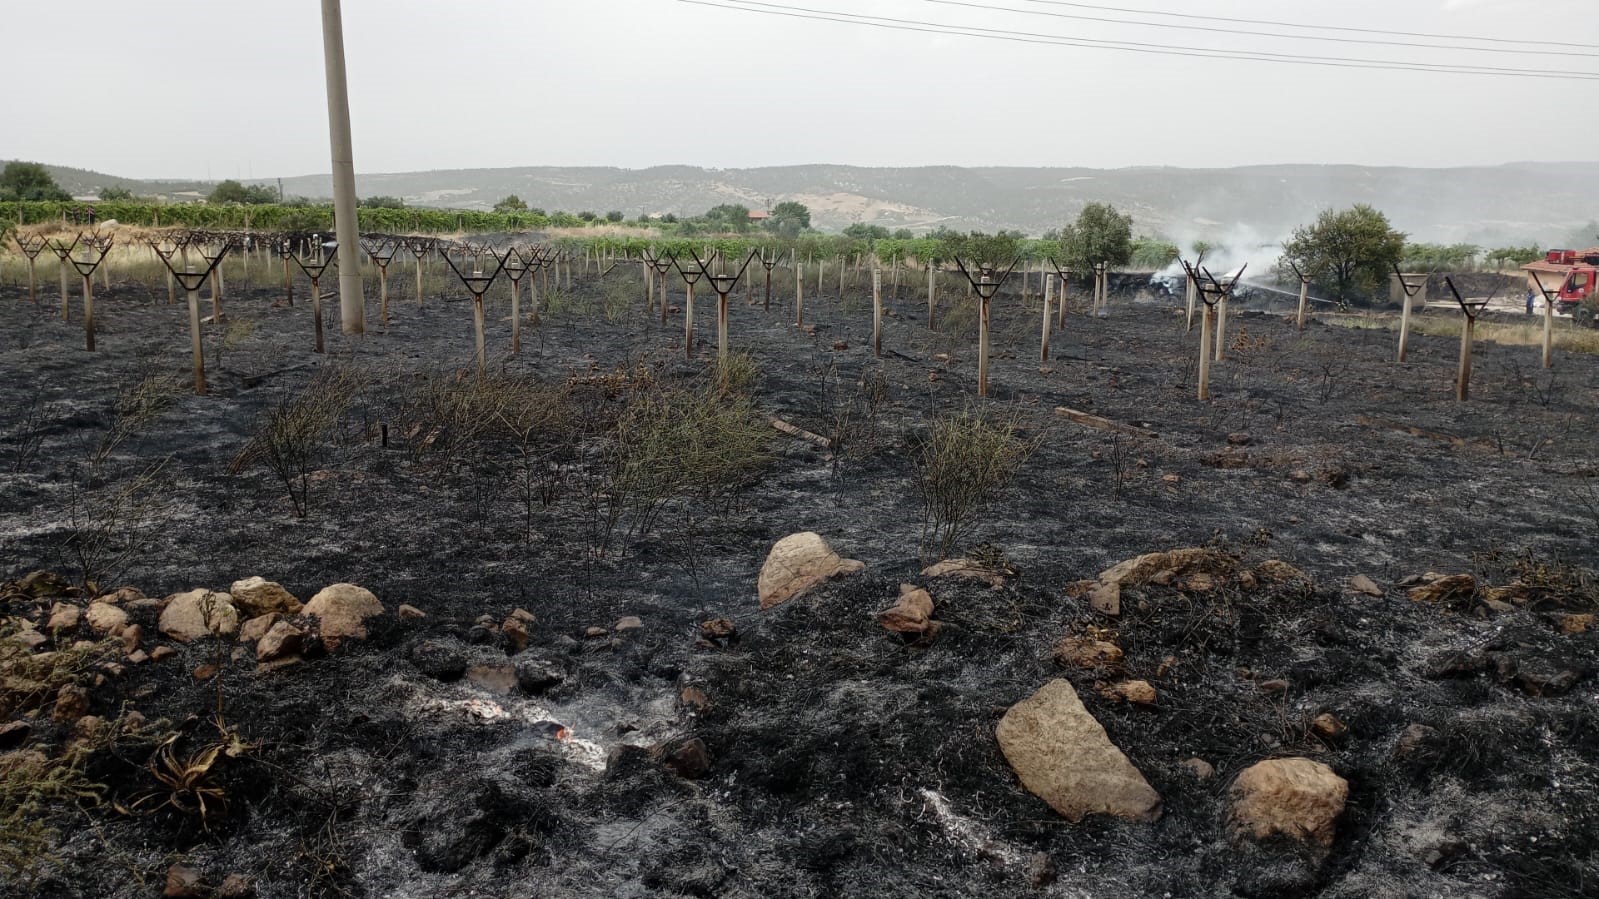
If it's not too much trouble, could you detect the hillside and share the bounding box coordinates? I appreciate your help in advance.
[11,159,1598,245]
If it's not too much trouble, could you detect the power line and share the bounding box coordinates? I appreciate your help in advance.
[924,0,1599,58]
[675,0,1599,80]
[1017,0,1592,51]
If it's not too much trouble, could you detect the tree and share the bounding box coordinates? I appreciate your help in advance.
[605,210,624,223]
[493,195,528,213]
[1059,202,1133,272]
[208,179,276,205]
[359,195,405,209]
[0,162,71,201]
[99,186,135,201]
[703,204,751,233]
[1280,205,1406,304]
[765,201,811,237]
[844,223,891,241]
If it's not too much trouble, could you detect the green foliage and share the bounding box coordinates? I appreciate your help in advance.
[493,195,528,213]
[844,223,891,241]
[1131,238,1179,269]
[1485,245,1543,270]
[764,201,811,237]
[359,195,406,209]
[605,210,625,223]
[0,162,71,202]
[207,179,277,205]
[1059,203,1133,272]
[98,186,135,201]
[704,204,752,233]
[1400,242,1480,272]
[1280,204,1407,304]
[943,231,1023,268]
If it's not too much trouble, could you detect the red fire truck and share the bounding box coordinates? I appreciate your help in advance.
[1522,248,1599,325]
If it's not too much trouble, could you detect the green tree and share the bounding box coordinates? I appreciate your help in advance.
[0,162,71,201]
[704,203,751,232]
[493,195,528,213]
[1280,204,1407,304]
[844,223,891,241]
[1484,245,1542,270]
[605,210,624,223]
[98,186,135,201]
[208,180,276,204]
[359,195,405,209]
[764,201,811,237]
[1059,202,1133,272]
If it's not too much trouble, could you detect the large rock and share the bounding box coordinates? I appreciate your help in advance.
[996,679,1162,823]
[158,590,240,642]
[878,584,937,638]
[256,621,307,663]
[84,602,130,634]
[1228,757,1348,847]
[228,577,303,617]
[47,602,81,631]
[302,584,384,640]
[1085,547,1233,616]
[757,533,865,610]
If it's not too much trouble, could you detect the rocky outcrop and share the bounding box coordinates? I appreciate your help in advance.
[996,679,1161,823]
[757,533,864,609]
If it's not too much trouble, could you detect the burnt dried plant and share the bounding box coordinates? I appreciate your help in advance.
[233,366,361,517]
[913,409,1039,563]
[6,393,49,473]
[62,459,171,593]
[90,365,182,470]
[122,725,252,831]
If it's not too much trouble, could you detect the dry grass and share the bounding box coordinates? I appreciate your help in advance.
[1329,312,1599,355]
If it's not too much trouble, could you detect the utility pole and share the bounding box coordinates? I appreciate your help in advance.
[320,0,364,334]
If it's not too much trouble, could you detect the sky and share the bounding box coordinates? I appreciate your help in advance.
[6,0,1598,180]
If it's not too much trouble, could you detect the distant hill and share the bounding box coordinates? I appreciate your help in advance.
[11,159,1598,246]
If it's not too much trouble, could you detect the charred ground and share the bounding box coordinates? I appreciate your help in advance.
[1,265,1596,898]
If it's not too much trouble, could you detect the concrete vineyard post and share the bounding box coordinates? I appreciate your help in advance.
[837,255,845,297]
[978,274,992,398]
[188,285,205,394]
[377,261,389,325]
[1185,272,1197,332]
[1214,291,1228,362]
[311,274,325,353]
[1542,291,1555,369]
[1397,290,1413,363]
[415,254,424,304]
[509,271,522,355]
[1041,274,1052,362]
[685,280,696,358]
[26,254,37,305]
[165,264,175,305]
[283,255,294,306]
[1295,277,1309,331]
[873,269,883,357]
[927,263,936,327]
[81,272,94,351]
[795,261,804,327]
[1058,271,1068,330]
[473,292,485,371]
[57,255,70,320]
[1198,303,1214,402]
[818,259,825,304]
[1457,315,1475,401]
[645,261,655,313]
[717,285,729,363]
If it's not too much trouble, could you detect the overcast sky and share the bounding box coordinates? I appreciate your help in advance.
[8,0,1597,180]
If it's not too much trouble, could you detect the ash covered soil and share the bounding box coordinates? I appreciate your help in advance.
[1,265,1597,898]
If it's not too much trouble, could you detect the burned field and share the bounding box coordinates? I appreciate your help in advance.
[1,263,1597,898]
